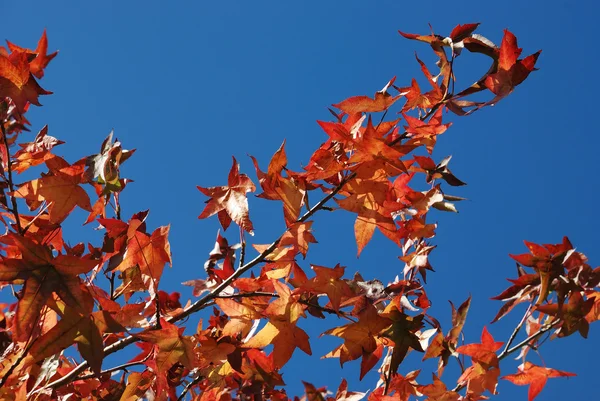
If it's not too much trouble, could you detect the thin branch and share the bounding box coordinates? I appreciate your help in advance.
[214,292,357,322]
[177,373,204,401]
[0,320,39,389]
[0,342,33,388]
[109,272,116,300]
[500,319,560,360]
[238,227,246,269]
[76,352,151,381]
[214,292,276,299]
[500,304,532,357]
[0,121,22,233]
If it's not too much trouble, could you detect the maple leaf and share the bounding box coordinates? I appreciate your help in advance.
[333,78,401,114]
[509,237,573,305]
[403,108,451,154]
[136,319,196,394]
[336,163,401,255]
[216,297,262,338]
[298,264,354,312]
[120,370,154,401]
[379,306,424,373]
[12,125,64,174]
[251,141,307,226]
[535,291,594,338]
[456,327,503,397]
[323,304,391,370]
[502,362,575,401]
[5,29,57,79]
[279,221,317,258]
[335,379,367,401]
[424,296,471,376]
[13,157,92,224]
[23,305,123,375]
[198,156,256,233]
[244,318,312,369]
[456,326,502,364]
[418,374,460,401]
[266,280,306,323]
[113,224,172,292]
[484,30,541,99]
[0,234,98,341]
[0,43,53,115]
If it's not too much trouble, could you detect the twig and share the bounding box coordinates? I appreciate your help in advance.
[0,320,39,388]
[109,272,116,300]
[177,373,204,401]
[238,227,246,269]
[0,342,34,388]
[500,304,532,357]
[500,319,559,360]
[76,352,151,381]
[0,121,22,233]
[214,292,276,299]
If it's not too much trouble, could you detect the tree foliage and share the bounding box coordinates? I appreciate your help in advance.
[0,24,596,401]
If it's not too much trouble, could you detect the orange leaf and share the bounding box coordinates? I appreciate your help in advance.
[502,362,575,401]
[198,156,255,233]
[334,77,400,114]
[244,319,311,368]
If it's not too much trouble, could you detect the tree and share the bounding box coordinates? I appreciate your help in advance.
[0,23,596,401]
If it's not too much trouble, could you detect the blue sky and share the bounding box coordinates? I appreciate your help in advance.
[4,1,599,400]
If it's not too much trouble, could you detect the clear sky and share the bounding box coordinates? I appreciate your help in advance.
[4,1,599,400]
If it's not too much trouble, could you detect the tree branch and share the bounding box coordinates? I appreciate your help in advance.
[500,304,532,357]
[0,121,22,234]
[76,352,151,381]
[177,372,203,401]
[44,174,354,391]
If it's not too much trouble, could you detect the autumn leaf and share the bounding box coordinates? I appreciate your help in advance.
[215,297,262,338]
[298,264,353,312]
[484,30,541,98]
[417,374,460,401]
[535,291,594,338]
[323,304,391,370]
[251,141,307,226]
[379,305,424,373]
[6,29,57,79]
[198,156,256,233]
[456,326,502,364]
[13,125,64,174]
[136,319,196,394]
[502,362,575,401]
[333,77,401,114]
[0,37,53,114]
[335,378,367,401]
[244,318,312,368]
[113,224,172,291]
[509,237,573,305]
[13,157,92,224]
[336,162,401,255]
[279,221,317,258]
[0,234,98,341]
